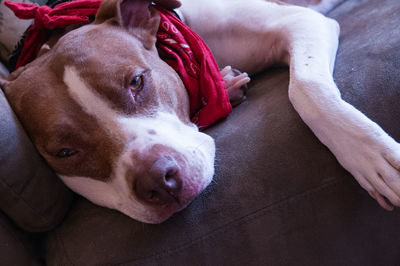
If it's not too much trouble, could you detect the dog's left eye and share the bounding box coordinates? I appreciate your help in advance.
[129,75,144,93]
[56,148,77,158]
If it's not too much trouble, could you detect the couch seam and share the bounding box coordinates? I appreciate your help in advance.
[0,89,56,230]
[326,0,348,16]
[0,177,51,231]
[55,229,76,266]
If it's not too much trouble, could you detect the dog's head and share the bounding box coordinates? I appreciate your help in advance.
[1,0,216,223]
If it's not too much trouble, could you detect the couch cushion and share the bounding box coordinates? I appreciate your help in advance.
[0,87,73,232]
[0,211,43,265]
[46,0,400,264]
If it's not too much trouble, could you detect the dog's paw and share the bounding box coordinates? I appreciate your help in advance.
[220,66,250,107]
[354,139,400,211]
[331,124,400,211]
[301,99,400,211]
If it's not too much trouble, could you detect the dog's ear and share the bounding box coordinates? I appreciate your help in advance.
[95,0,162,49]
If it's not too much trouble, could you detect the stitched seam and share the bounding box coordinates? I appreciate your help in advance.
[326,0,348,16]
[115,177,347,265]
[55,230,76,266]
[0,177,50,230]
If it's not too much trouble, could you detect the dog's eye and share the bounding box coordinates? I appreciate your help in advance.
[56,148,77,158]
[129,75,144,93]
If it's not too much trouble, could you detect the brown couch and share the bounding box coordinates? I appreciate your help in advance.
[1,0,400,265]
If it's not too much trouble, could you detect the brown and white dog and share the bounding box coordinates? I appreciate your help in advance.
[1,0,400,223]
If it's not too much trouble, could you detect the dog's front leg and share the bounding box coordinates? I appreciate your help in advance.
[286,9,400,210]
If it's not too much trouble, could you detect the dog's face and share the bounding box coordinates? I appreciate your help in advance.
[2,0,216,223]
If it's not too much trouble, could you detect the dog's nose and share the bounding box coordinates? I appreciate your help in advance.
[135,156,182,205]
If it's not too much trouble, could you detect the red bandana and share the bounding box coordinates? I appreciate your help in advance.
[5,0,232,130]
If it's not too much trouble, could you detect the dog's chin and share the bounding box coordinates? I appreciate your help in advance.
[117,186,210,224]
[133,198,194,224]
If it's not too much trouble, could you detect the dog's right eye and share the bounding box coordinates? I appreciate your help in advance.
[129,75,144,94]
[56,148,77,158]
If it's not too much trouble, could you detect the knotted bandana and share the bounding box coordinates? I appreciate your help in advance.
[5,0,102,69]
[5,0,232,129]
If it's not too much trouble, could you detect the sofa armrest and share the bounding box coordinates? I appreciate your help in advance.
[0,74,73,232]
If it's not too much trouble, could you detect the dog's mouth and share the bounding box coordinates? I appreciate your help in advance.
[137,177,211,224]
[146,195,195,223]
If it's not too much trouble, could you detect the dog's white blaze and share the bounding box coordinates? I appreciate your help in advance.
[62,66,216,223]
[63,66,123,139]
[64,66,111,118]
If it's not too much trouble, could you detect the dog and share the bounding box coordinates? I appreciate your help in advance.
[1,0,400,224]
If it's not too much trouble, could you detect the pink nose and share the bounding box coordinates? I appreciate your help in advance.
[135,156,182,205]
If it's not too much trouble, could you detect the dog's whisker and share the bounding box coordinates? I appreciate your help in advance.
[191,139,211,152]
[210,179,219,186]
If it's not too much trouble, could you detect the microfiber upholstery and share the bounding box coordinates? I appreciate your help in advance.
[45,0,400,265]
[0,88,73,232]
[0,211,42,265]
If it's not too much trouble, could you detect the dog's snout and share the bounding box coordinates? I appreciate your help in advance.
[135,156,182,205]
